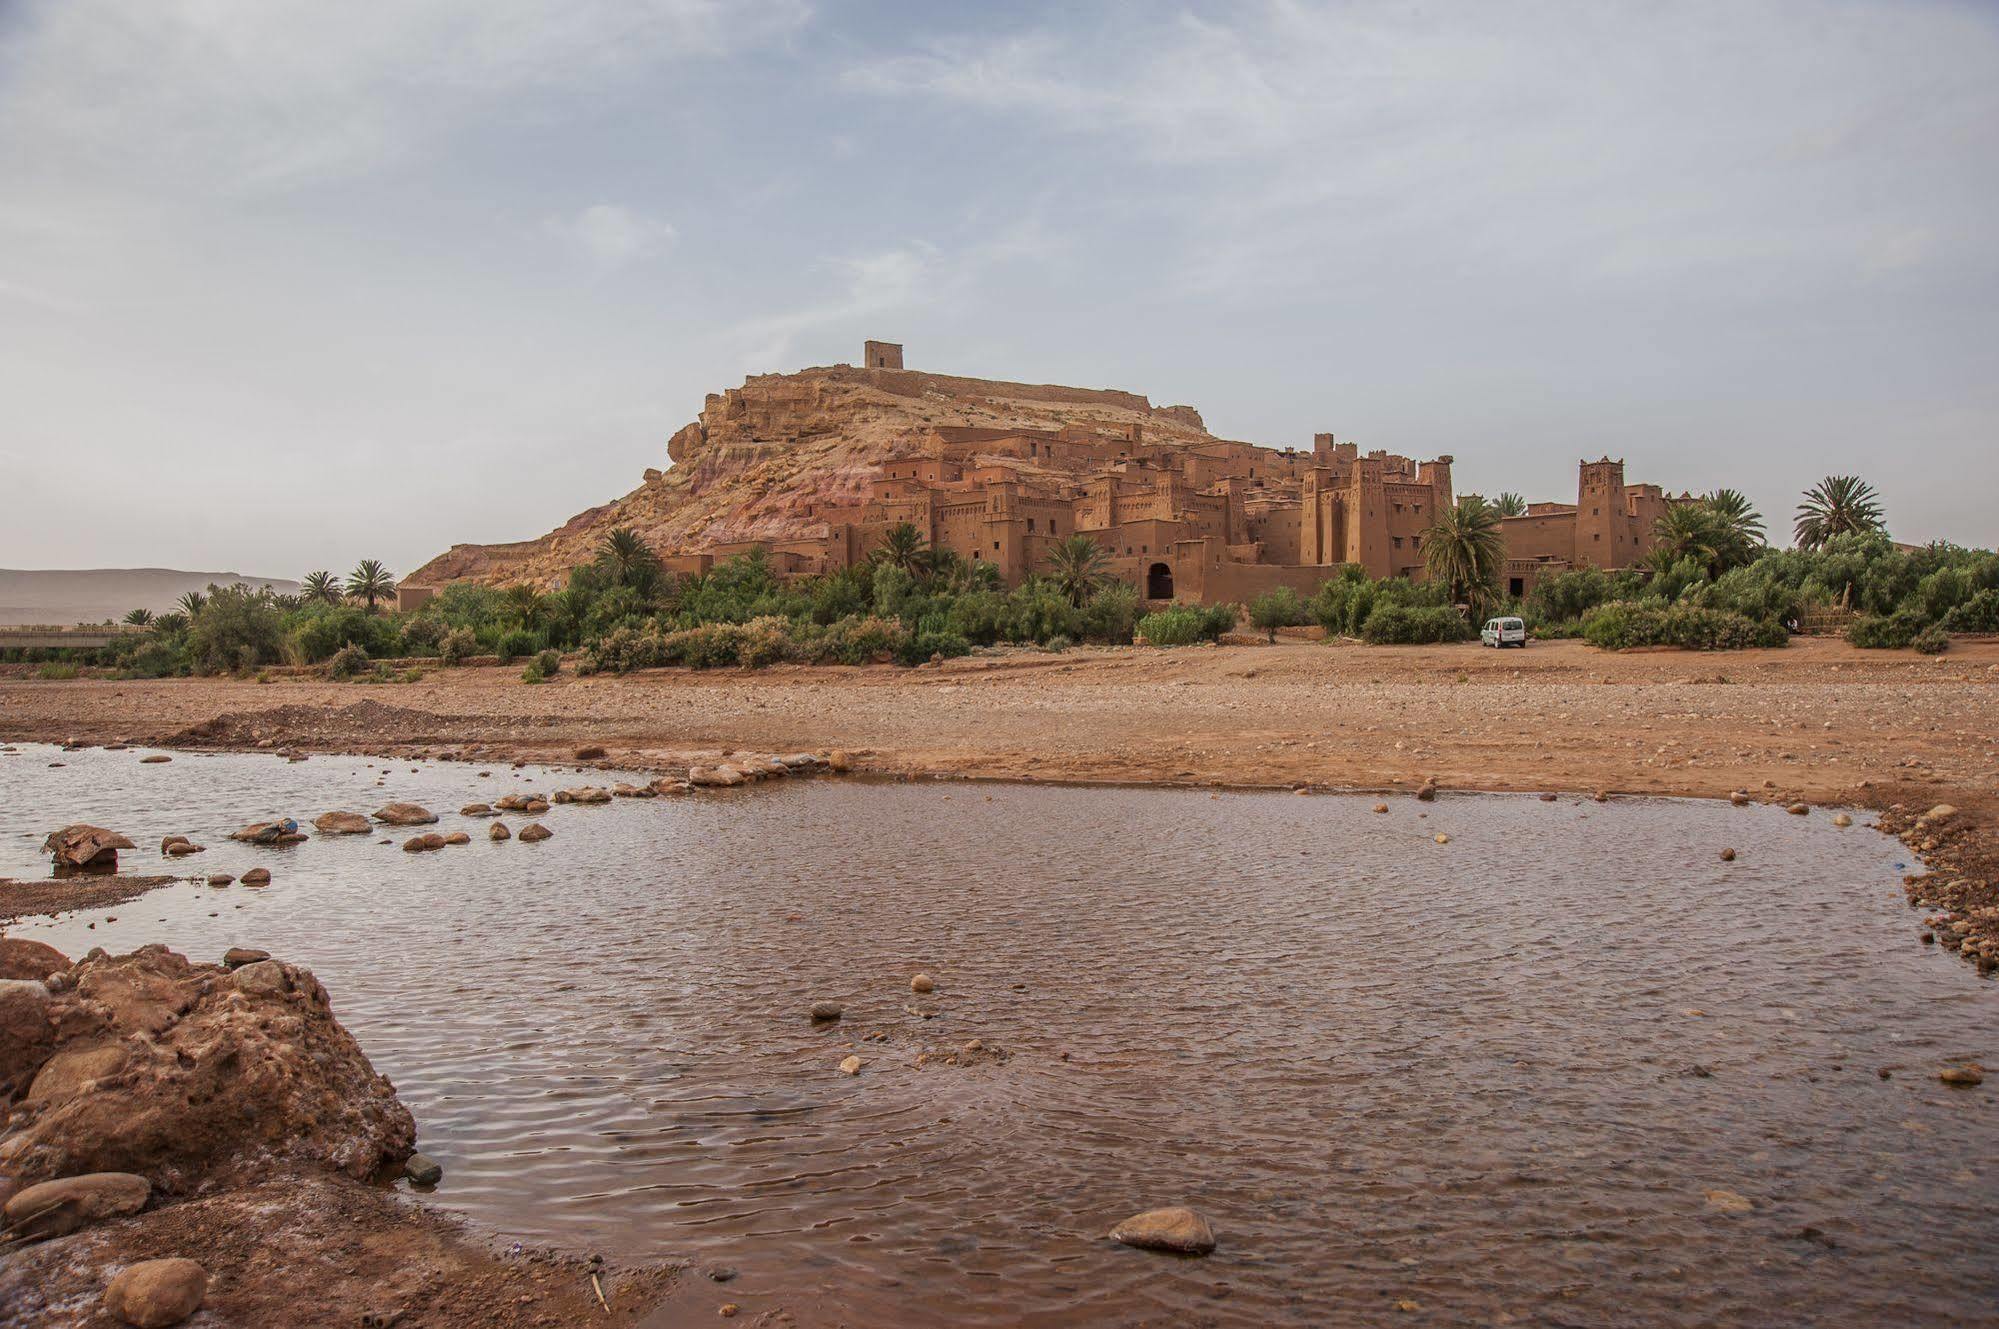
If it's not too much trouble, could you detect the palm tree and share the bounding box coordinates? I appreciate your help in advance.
[346,559,396,612]
[1423,495,1505,617]
[871,522,933,579]
[1795,476,1884,549]
[596,527,662,591]
[176,590,206,617]
[1494,492,1528,518]
[123,608,153,627]
[302,570,341,605]
[504,582,548,629]
[1651,503,1727,579]
[1043,533,1112,607]
[154,611,188,635]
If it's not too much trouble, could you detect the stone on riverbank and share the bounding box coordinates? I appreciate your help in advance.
[4,1172,151,1239]
[404,1152,443,1185]
[222,948,269,968]
[1832,812,1853,827]
[103,1257,207,1327]
[0,937,69,981]
[0,946,414,1191]
[1110,1206,1216,1255]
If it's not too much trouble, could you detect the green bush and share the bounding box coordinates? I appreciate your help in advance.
[735,616,796,669]
[289,604,398,664]
[1361,604,1472,645]
[1847,608,1927,650]
[1044,634,1072,653]
[36,662,79,680]
[521,661,546,683]
[1248,586,1306,641]
[326,643,371,679]
[1080,583,1141,645]
[534,648,562,676]
[1584,602,1786,651]
[899,628,972,666]
[495,627,539,664]
[1137,606,1207,646]
[1943,589,1999,633]
[807,614,908,665]
[399,615,446,656]
[185,585,285,675]
[440,628,478,665]
[663,622,747,668]
[1913,624,1949,655]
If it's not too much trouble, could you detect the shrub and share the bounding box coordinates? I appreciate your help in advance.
[808,615,908,665]
[399,615,446,656]
[1080,583,1140,645]
[495,627,538,664]
[288,604,397,664]
[734,616,796,669]
[1361,604,1472,645]
[1913,624,1949,655]
[585,624,665,673]
[1584,602,1785,651]
[36,662,79,680]
[185,585,284,675]
[440,628,478,665]
[1137,606,1213,646]
[663,622,746,669]
[1943,588,1999,633]
[521,661,546,683]
[1847,608,1926,650]
[899,628,972,666]
[326,643,371,680]
[534,648,562,676]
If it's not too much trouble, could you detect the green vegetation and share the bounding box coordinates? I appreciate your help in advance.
[10,476,1989,678]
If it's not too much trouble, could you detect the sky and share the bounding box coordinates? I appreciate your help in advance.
[1,0,1994,577]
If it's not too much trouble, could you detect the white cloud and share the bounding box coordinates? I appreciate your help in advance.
[550,204,678,267]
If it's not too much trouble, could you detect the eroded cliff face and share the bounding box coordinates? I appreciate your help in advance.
[406,363,1213,589]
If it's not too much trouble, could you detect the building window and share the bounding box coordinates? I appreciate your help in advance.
[993,541,1000,551]
[1593,532,1601,541]
[1592,507,1600,516]
[1027,518,1036,532]
[1392,536,1403,548]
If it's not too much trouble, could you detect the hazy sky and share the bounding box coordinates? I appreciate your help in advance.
[2,0,1994,577]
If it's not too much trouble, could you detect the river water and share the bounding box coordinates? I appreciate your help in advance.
[2,744,1994,1327]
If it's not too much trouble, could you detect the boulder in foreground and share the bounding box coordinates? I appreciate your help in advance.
[1110,1206,1216,1255]
[0,945,414,1191]
[373,803,437,826]
[2,1171,151,1239]
[313,811,372,835]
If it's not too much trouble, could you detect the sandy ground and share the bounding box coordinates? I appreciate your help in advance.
[3,636,1994,1326]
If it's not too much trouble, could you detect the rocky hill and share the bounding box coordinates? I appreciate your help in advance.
[406,361,1215,589]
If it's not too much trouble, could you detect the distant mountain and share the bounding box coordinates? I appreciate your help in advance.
[0,568,301,626]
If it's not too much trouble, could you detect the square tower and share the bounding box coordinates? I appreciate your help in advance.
[863,340,904,370]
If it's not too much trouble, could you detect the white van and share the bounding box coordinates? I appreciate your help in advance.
[1481,616,1527,648]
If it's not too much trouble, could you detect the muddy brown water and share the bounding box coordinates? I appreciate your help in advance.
[3,744,1995,1327]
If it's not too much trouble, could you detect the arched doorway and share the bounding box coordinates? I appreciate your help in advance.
[1146,562,1174,599]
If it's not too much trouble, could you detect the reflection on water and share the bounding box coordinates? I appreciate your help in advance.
[3,744,1995,1327]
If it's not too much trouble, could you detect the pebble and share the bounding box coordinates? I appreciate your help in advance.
[103,1257,207,1327]
[1372,803,1388,814]
[240,867,271,887]
[404,1152,443,1185]
[1729,791,1750,806]
[838,1055,862,1076]
[1938,1066,1984,1087]
[1832,812,1853,827]
[910,973,935,993]
[1434,833,1450,844]
[1703,1188,1755,1214]
[1719,848,1736,862]
[489,822,511,841]
[1787,803,1810,816]
[518,823,552,843]
[810,1001,844,1021]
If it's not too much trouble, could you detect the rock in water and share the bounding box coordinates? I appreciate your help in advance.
[240,867,272,887]
[41,824,135,873]
[910,973,935,994]
[1938,1065,1984,1087]
[221,947,269,969]
[2,1172,150,1239]
[1719,848,1736,862]
[518,823,552,843]
[206,874,234,887]
[1787,803,1810,816]
[488,822,511,841]
[1832,812,1853,827]
[1704,1188,1755,1214]
[313,811,372,835]
[1110,1206,1216,1255]
[373,803,438,826]
[838,1055,862,1076]
[810,1001,844,1021]
[404,1151,443,1185]
[1729,791,1750,806]
[102,1257,207,1328]
[1416,782,1437,802]
[442,832,471,846]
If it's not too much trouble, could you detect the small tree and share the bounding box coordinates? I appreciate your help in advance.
[1494,492,1527,517]
[1248,586,1302,642]
[871,522,932,580]
[1423,495,1505,619]
[122,608,153,627]
[301,570,342,605]
[1795,476,1885,550]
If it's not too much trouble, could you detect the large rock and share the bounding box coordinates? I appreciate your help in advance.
[0,937,69,981]
[313,811,372,835]
[1110,1206,1216,1255]
[0,946,414,1192]
[0,979,56,1097]
[373,803,438,826]
[488,822,511,842]
[103,1257,207,1327]
[517,823,553,843]
[3,1172,151,1239]
[227,820,297,844]
[42,824,135,873]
